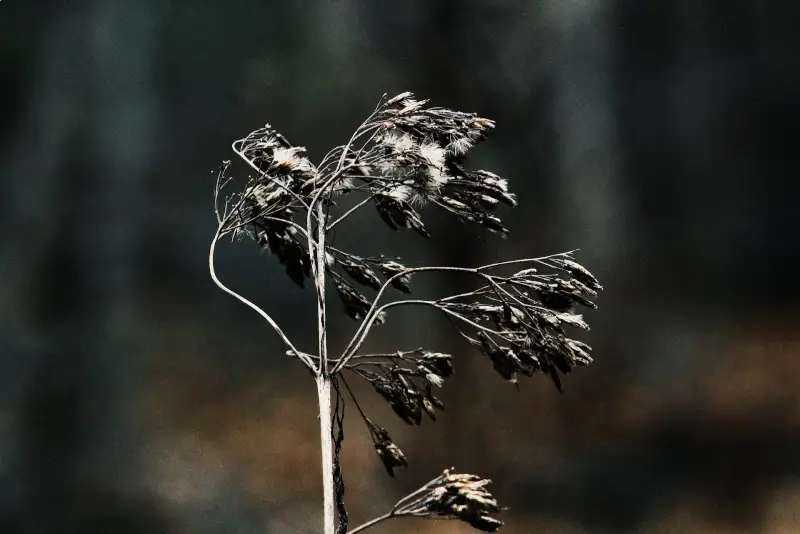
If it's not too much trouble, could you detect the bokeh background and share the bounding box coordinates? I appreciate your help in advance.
[1,1,799,533]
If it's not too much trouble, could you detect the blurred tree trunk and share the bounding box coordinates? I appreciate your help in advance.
[1,1,165,532]
[545,0,626,268]
[405,0,560,471]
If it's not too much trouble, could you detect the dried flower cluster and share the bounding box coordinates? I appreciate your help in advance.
[365,418,407,477]
[442,253,602,391]
[214,92,519,319]
[210,91,603,534]
[327,253,413,322]
[358,92,517,238]
[389,469,503,532]
[347,349,453,428]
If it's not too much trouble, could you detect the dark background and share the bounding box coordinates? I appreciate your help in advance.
[1,1,799,533]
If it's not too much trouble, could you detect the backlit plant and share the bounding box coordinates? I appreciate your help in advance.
[209,92,602,534]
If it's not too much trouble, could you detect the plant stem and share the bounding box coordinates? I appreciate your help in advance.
[316,200,328,371]
[346,512,393,534]
[313,193,335,534]
[316,375,335,534]
[208,228,313,369]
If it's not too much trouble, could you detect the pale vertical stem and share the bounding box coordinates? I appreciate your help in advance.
[316,201,328,371]
[316,375,335,534]
[314,198,334,534]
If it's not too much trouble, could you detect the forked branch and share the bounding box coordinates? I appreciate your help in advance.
[208,226,315,370]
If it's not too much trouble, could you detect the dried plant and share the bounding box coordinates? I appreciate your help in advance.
[208,92,602,533]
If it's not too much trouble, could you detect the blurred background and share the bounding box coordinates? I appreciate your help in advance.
[1,1,799,533]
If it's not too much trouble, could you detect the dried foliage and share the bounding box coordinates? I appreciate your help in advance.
[209,92,603,533]
[348,469,503,533]
[411,469,503,532]
[213,92,517,293]
[365,418,407,477]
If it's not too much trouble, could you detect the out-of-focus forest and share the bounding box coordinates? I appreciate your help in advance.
[1,1,798,533]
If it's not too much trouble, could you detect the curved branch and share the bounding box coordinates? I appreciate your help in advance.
[213,160,232,224]
[209,225,315,371]
[326,193,377,232]
[326,174,409,232]
[231,138,315,216]
[333,260,551,373]
[477,250,577,271]
[346,466,461,534]
[306,125,384,239]
[222,213,311,241]
[305,120,388,376]
[346,512,393,534]
[332,297,515,375]
[310,114,387,238]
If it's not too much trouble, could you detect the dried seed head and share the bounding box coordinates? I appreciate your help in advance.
[421,351,455,378]
[374,259,412,293]
[336,257,382,290]
[397,468,503,532]
[372,376,422,425]
[374,194,431,238]
[271,146,313,172]
[256,226,312,288]
[436,253,600,390]
[367,421,408,477]
[385,91,414,106]
[447,136,474,156]
[552,257,603,291]
[381,130,417,153]
[221,124,337,289]
[339,93,517,238]
[361,359,448,425]
[330,271,386,323]
[555,312,589,330]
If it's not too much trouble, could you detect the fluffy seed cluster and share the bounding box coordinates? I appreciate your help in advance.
[222,126,320,287]
[396,469,503,532]
[352,92,517,237]
[218,92,518,298]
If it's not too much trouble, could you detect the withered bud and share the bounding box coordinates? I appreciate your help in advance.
[374,194,431,239]
[376,259,413,293]
[337,257,382,290]
[368,421,408,477]
[330,272,385,323]
[420,351,454,378]
[553,257,603,292]
[414,468,504,532]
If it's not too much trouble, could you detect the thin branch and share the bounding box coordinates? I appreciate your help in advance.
[223,213,311,239]
[340,375,370,425]
[476,251,577,272]
[208,225,314,370]
[326,192,377,231]
[333,260,556,373]
[345,348,425,362]
[313,113,388,233]
[344,469,460,534]
[313,200,329,375]
[231,137,317,218]
[346,512,393,534]
[213,160,231,223]
[325,173,408,232]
